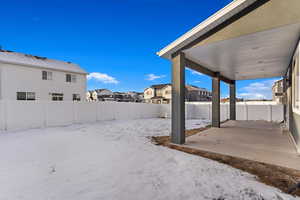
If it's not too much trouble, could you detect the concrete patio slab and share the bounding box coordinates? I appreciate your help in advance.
[184,120,300,170]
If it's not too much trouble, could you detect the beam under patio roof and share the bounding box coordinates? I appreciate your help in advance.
[185,58,234,84]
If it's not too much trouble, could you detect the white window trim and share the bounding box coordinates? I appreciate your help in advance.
[66,74,77,83]
[16,92,36,101]
[42,71,53,80]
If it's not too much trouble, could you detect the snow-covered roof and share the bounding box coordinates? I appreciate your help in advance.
[0,50,87,74]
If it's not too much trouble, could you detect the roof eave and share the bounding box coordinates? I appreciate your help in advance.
[157,0,258,59]
[0,60,88,75]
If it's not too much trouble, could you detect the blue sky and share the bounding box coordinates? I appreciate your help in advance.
[0,0,280,99]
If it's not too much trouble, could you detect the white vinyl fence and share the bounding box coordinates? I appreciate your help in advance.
[0,101,160,131]
[0,100,284,131]
[159,102,284,122]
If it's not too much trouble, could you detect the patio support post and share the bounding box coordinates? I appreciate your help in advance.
[230,80,236,120]
[212,73,220,128]
[171,52,185,144]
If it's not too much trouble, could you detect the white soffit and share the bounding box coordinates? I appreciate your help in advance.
[157,0,258,59]
[184,23,300,80]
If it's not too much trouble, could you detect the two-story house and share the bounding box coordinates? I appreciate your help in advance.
[144,84,172,104]
[272,79,284,104]
[95,89,114,101]
[0,50,87,101]
[144,84,212,104]
[186,85,212,102]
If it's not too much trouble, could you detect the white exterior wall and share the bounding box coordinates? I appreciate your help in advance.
[0,64,2,99]
[144,88,154,101]
[0,63,86,101]
[162,85,172,99]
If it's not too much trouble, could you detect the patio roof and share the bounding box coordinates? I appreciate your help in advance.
[184,23,300,80]
[163,0,300,144]
[158,0,300,81]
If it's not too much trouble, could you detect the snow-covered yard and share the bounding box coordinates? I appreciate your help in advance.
[0,118,297,200]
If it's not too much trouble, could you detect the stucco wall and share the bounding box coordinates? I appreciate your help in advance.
[0,63,86,101]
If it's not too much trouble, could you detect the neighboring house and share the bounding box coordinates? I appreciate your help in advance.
[114,92,143,102]
[0,50,87,101]
[86,91,91,101]
[86,90,98,101]
[221,97,244,103]
[144,87,155,102]
[95,89,114,101]
[86,90,144,102]
[144,84,172,104]
[113,92,131,102]
[144,84,211,104]
[272,79,284,104]
[185,85,212,102]
[127,91,144,102]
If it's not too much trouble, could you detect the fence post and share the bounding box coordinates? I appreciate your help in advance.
[4,100,8,131]
[95,102,99,121]
[208,104,211,121]
[269,105,273,122]
[245,103,248,121]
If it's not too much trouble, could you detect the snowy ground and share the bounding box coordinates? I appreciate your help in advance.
[0,118,298,200]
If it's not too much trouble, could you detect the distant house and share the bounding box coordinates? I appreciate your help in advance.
[86,90,144,102]
[95,89,114,101]
[185,85,212,102]
[126,91,144,102]
[113,92,131,102]
[0,50,87,101]
[272,79,284,104]
[86,90,98,101]
[144,84,172,104]
[221,97,244,103]
[144,84,211,104]
[114,91,143,102]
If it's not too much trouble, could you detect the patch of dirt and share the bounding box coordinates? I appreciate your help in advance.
[151,127,300,197]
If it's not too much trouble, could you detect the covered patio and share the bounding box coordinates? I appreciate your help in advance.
[185,120,300,170]
[157,0,300,168]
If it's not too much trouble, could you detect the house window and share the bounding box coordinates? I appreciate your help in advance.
[71,75,76,83]
[293,52,300,114]
[26,92,36,100]
[66,74,71,82]
[52,93,64,101]
[17,92,26,100]
[73,94,81,101]
[66,74,76,83]
[17,92,36,100]
[42,71,52,80]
